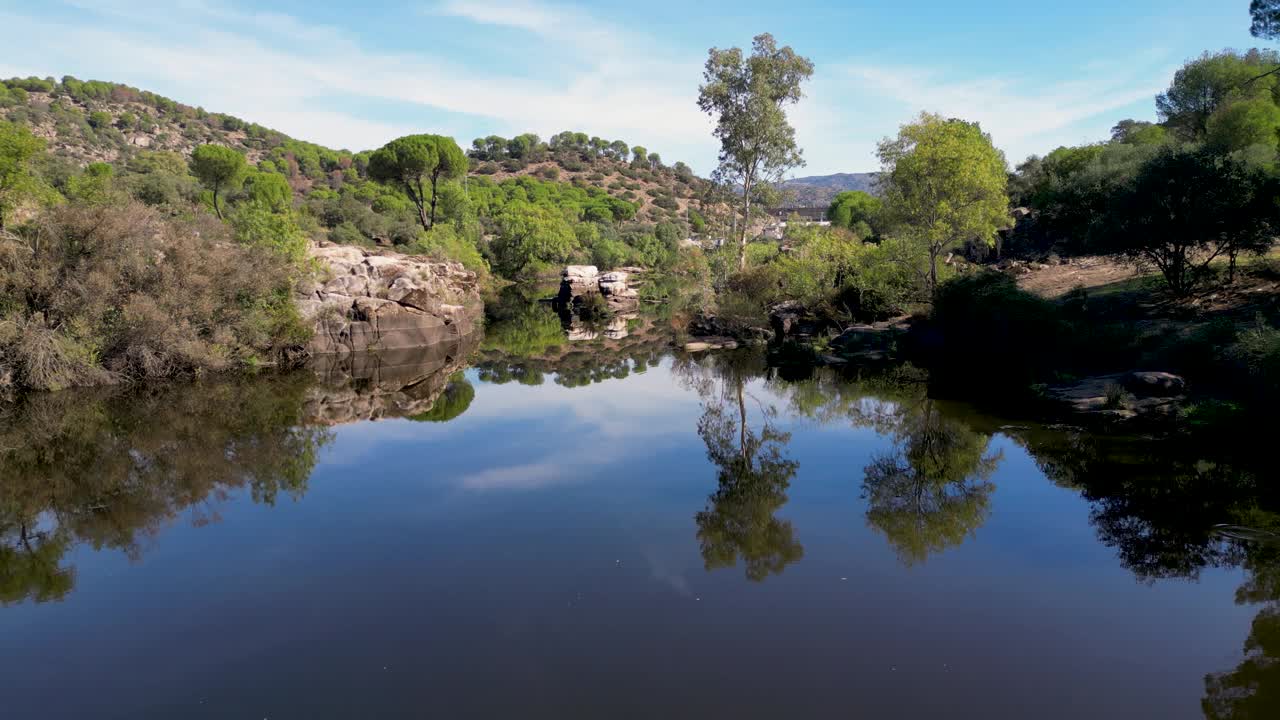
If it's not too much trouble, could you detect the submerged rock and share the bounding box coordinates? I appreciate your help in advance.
[300,242,482,356]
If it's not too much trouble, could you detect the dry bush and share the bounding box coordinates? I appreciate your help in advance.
[0,202,310,390]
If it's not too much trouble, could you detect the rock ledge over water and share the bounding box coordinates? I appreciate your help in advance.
[299,242,482,355]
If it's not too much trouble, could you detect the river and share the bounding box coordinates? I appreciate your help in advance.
[0,300,1275,719]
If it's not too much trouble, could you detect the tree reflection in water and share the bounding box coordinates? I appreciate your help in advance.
[0,375,330,605]
[1016,427,1280,719]
[860,398,1001,566]
[679,352,803,581]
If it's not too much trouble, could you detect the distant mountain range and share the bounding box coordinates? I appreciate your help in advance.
[778,172,879,208]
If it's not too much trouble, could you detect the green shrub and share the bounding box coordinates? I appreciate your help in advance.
[0,203,309,390]
[406,224,489,276]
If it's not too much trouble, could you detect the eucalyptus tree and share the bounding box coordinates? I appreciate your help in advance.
[697,33,814,270]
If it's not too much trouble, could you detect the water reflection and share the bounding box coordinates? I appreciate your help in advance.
[680,352,802,581]
[861,398,1000,566]
[478,286,672,389]
[0,375,330,605]
[0,334,479,606]
[5,299,1280,718]
[1012,425,1280,718]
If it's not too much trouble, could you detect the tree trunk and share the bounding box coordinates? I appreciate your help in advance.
[428,171,440,230]
[212,181,223,220]
[739,183,752,272]
[737,379,749,464]
[928,246,939,295]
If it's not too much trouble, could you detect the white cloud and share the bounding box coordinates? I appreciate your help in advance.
[5,1,1181,175]
[792,58,1174,173]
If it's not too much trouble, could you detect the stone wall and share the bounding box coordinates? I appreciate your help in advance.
[299,243,483,355]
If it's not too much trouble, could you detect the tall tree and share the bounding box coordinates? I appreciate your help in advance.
[189,144,246,220]
[368,134,468,231]
[1156,50,1280,140]
[877,113,1011,292]
[697,33,814,270]
[0,121,46,231]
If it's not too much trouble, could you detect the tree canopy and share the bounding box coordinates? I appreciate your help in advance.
[368,134,468,230]
[698,33,814,269]
[877,113,1010,292]
[189,144,246,219]
[826,190,883,238]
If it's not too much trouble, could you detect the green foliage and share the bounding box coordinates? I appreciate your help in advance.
[826,190,882,238]
[189,144,246,219]
[1107,146,1280,295]
[698,33,814,268]
[408,373,475,423]
[406,224,488,275]
[368,134,467,230]
[878,113,1010,290]
[86,110,112,129]
[0,120,47,230]
[244,171,292,213]
[1156,49,1280,140]
[231,202,308,266]
[490,201,576,276]
[0,203,309,390]
[1207,96,1280,152]
[64,162,119,205]
[688,208,707,233]
[1111,119,1169,146]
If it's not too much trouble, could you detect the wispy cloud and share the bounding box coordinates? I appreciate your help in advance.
[5,0,1182,174]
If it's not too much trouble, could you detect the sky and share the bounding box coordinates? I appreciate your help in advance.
[0,0,1266,175]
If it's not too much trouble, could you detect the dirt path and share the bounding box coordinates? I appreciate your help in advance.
[1013,256,1140,298]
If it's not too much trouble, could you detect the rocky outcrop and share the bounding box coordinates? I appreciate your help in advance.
[1044,372,1186,422]
[304,333,478,425]
[1123,371,1187,397]
[687,311,771,343]
[299,243,482,355]
[829,318,913,362]
[557,265,640,312]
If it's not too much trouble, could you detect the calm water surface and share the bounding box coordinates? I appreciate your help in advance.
[1,314,1276,718]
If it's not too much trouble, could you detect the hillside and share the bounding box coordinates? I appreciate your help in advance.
[0,75,712,233]
[779,172,878,207]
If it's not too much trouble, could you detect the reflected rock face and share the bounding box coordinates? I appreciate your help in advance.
[300,243,483,356]
[303,333,479,425]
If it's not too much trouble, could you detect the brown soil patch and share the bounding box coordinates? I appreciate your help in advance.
[1015,256,1140,298]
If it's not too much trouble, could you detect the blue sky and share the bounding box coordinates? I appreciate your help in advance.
[0,0,1265,174]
